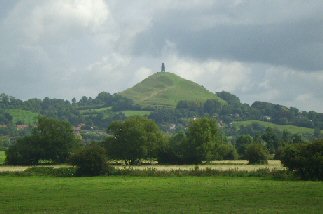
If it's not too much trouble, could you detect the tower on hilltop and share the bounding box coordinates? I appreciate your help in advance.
[161,63,165,72]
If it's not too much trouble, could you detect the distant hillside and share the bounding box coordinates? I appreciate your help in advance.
[233,120,323,135]
[120,72,225,108]
[7,109,38,125]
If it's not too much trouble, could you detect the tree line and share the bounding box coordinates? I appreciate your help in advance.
[1,91,323,131]
[5,116,323,179]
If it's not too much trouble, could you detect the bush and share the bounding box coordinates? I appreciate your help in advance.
[245,143,269,164]
[281,140,323,180]
[71,144,107,176]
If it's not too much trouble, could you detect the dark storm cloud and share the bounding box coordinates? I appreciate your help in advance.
[132,1,323,71]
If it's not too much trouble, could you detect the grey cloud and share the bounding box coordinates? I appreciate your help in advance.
[132,1,323,71]
[0,0,323,112]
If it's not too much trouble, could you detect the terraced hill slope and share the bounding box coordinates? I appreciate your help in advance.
[120,72,225,108]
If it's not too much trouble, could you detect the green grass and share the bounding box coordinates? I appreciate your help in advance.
[121,110,151,117]
[0,176,322,213]
[80,107,112,115]
[234,120,322,135]
[80,107,112,119]
[6,109,38,125]
[0,151,5,165]
[120,72,225,108]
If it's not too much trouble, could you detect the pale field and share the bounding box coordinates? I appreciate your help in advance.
[114,160,285,171]
[0,160,285,172]
[0,165,70,172]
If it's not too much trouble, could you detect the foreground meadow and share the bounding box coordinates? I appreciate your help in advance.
[0,176,322,213]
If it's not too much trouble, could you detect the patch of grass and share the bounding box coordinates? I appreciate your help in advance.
[79,107,113,120]
[120,72,225,108]
[0,176,322,213]
[234,120,319,135]
[121,110,151,117]
[80,107,112,114]
[0,151,5,165]
[6,109,38,125]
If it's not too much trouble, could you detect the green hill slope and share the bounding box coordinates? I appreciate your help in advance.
[233,120,323,135]
[7,109,38,125]
[120,72,225,108]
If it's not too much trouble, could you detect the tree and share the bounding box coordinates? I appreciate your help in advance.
[184,117,223,163]
[213,143,238,160]
[261,127,281,153]
[245,143,269,164]
[71,144,107,176]
[6,117,78,165]
[203,99,222,115]
[35,117,78,162]
[6,136,43,165]
[157,132,186,164]
[157,117,226,164]
[235,135,253,157]
[281,140,323,180]
[105,116,164,164]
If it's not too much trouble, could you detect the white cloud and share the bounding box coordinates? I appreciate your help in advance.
[167,55,251,93]
[3,0,109,43]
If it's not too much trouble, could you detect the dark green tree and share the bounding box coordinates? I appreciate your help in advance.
[235,135,253,157]
[281,140,323,180]
[245,143,269,164]
[184,117,223,163]
[6,117,78,165]
[105,116,164,164]
[71,144,107,176]
[35,117,78,162]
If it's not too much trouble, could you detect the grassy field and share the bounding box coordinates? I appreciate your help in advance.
[120,72,225,108]
[121,110,151,117]
[233,120,322,135]
[7,109,38,125]
[0,151,5,165]
[0,176,322,213]
[79,107,112,119]
[79,106,112,114]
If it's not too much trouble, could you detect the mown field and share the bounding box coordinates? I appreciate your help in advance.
[233,120,323,135]
[0,176,322,213]
[114,160,285,172]
[0,160,284,172]
[121,110,151,117]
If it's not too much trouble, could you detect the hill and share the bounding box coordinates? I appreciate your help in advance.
[233,120,323,135]
[120,72,225,108]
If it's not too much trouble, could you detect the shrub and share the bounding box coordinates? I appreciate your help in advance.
[71,144,107,176]
[281,140,323,180]
[245,143,269,164]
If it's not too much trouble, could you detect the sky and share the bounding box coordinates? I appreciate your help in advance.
[0,0,323,112]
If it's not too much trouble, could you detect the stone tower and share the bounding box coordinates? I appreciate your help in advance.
[161,63,165,72]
